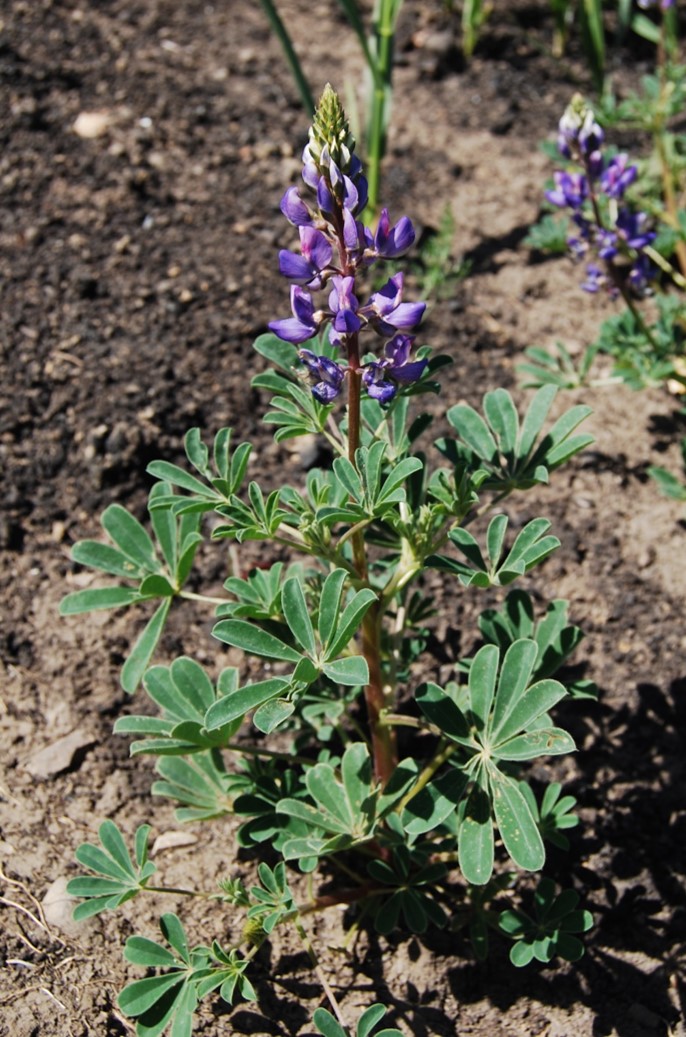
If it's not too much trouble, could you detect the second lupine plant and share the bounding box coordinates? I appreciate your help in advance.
[62,88,594,1036]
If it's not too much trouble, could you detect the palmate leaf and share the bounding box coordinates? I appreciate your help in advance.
[115,661,243,755]
[313,1002,404,1037]
[278,744,377,860]
[152,753,234,822]
[429,515,560,587]
[438,386,593,492]
[416,640,576,883]
[60,485,203,692]
[120,913,255,1036]
[67,821,156,920]
[499,877,593,966]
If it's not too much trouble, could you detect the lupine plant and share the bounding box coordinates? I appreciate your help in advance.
[522,93,686,392]
[62,86,594,1036]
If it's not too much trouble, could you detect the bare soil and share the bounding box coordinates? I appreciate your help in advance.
[1,2,685,1035]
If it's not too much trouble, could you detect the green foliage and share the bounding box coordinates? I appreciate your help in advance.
[523,213,569,255]
[60,484,202,691]
[410,207,471,301]
[429,515,560,588]
[119,913,256,1037]
[499,877,593,966]
[437,385,593,491]
[67,822,156,919]
[648,434,686,501]
[63,90,597,1035]
[313,1003,404,1037]
[413,640,575,884]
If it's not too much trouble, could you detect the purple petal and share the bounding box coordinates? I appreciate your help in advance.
[391,358,427,384]
[278,250,314,283]
[385,301,426,330]
[268,317,317,344]
[281,187,311,227]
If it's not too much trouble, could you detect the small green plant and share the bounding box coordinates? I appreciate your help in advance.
[63,88,594,1035]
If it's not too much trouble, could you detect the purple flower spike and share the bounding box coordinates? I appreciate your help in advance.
[329,275,362,335]
[269,285,320,344]
[628,254,655,293]
[299,349,345,403]
[601,154,638,200]
[278,227,333,288]
[372,209,416,259]
[280,186,312,227]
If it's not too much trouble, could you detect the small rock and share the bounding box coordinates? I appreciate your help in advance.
[152,831,199,854]
[42,877,89,938]
[24,729,97,779]
[73,111,113,139]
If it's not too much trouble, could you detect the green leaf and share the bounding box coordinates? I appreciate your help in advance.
[318,568,348,647]
[324,588,377,660]
[59,586,142,615]
[446,404,498,462]
[468,643,499,730]
[490,639,539,740]
[118,973,186,1017]
[101,504,159,571]
[146,461,217,498]
[282,576,316,655]
[312,1007,346,1037]
[518,385,557,459]
[322,655,369,686]
[253,697,295,733]
[124,936,178,969]
[212,619,302,663]
[121,598,172,694]
[204,677,290,730]
[71,540,143,578]
[491,773,545,871]
[402,767,469,835]
[491,677,566,744]
[416,682,471,743]
[492,728,576,761]
[484,388,519,459]
[459,777,494,885]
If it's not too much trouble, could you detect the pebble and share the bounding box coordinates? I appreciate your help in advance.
[152,830,199,854]
[42,876,89,938]
[24,729,97,779]
[73,111,112,139]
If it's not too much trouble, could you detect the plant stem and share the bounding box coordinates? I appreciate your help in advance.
[345,333,398,788]
[397,738,456,812]
[258,0,315,116]
[293,914,348,1029]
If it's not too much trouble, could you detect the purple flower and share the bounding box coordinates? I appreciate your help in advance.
[546,171,588,210]
[637,0,674,9]
[371,209,416,259]
[601,154,638,200]
[269,285,321,344]
[580,264,606,294]
[299,349,345,403]
[280,186,312,227]
[364,273,426,336]
[628,254,655,293]
[558,104,604,161]
[597,228,618,261]
[615,209,656,251]
[362,334,428,403]
[278,227,333,288]
[328,275,362,336]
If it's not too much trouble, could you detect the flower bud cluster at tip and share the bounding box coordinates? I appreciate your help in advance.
[268,85,428,406]
[547,96,657,297]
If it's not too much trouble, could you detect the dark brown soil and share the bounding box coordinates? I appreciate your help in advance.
[1,2,685,1035]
